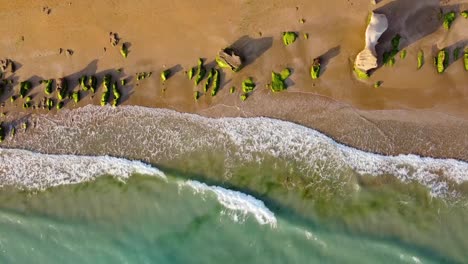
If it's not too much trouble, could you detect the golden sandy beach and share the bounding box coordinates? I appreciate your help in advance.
[0,0,467,160]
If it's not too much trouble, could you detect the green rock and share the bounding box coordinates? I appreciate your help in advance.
[443,11,456,30]
[242,77,256,93]
[417,50,424,69]
[282,32,297,46]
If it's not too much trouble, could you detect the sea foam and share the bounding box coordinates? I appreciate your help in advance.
[180,180,277,227]
[5,105,468,198]
[0,148,166,190]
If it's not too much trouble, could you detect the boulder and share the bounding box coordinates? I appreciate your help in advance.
[354,12,388,72]
[216,48,243,72]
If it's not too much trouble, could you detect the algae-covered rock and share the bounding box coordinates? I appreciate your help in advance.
[282,32,297,46]
[443,11,456,30]
[204,69,214,93]
[311,58,321,79]
[79,75,88,90]
[88,75,97,93]
[464,48,468,71]
[19,81,32,98]
[41,79,53,94]
[101,74,112,106]
[120,43,128,58]
[270,72,286,92]
[434,49,448,74]
[72,91,80,103]
[194,58,206,85]
[242,77,255,93]
[354,67,369,80]
[230,86,235,94]
[112,81,121,106]
[462,11,468,18]
[210,69,220,96]
[194,91,200,101]
[269,68,291,92]
[161,69,170,82]
[417,50,424,69]
[216,48,243,72]
[56,101,64,110]
[56,78,68,100]
[240,93,248,101]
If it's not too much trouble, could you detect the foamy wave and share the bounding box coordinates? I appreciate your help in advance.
[216,117,468,197]
[4,105,468,198]
[0,148,166,190]
[180,180,277,227]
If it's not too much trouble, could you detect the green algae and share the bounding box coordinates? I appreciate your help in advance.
[417,50,424,69]
[282,32,297,46]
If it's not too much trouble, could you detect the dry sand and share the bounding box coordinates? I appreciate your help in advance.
[0,0,468,160]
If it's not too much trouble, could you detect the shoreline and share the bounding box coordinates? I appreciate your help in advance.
[0,0,467,161]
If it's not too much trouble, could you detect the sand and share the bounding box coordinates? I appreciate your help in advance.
[0,0,467,160]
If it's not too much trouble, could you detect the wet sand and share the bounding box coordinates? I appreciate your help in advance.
[0,0,467,160]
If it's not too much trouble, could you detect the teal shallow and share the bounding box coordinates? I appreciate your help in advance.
[0,106,467,263]
[0,172,465,264]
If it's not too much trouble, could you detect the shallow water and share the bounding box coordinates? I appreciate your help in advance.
[0,106,467,263]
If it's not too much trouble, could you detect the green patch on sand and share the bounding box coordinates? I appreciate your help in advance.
[19,81,32,98]
[210,69,220,96]
[101,74,112,106]
[46,98,54,110]
[79,76,88,90]
[112,82,121,106]
[311,58,321,79]
[120,43,128,58]
[464,48,468,71]
[269,68,291,92]
[434,49,448,74]
[443,11,456,30]
[282,32,297,46]
[194,59,206,85]
[242,77,256,93]
[400,50,407,59]
[353,67,369,80]
[161,69,170,82]
[383,35,401,66]
[417,50,424,69]
[462,11,468,18]
[88,76,97,92]
[41,79,53,95]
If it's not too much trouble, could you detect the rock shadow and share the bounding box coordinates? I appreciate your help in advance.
[319,46,341,77]
[374,1,459,66]
[228,35,273,68]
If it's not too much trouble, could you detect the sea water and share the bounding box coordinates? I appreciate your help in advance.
[0,105,467,263]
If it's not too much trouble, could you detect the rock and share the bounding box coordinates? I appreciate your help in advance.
[109,32,120,46]
[0,59,15,73]
[216,48,243,72]
[66,49,74,56]
[354,12,388,72]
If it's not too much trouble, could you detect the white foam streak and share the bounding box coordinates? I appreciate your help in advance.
[0,148,166,190]
[181,180,277,227]
[216,117,468,197]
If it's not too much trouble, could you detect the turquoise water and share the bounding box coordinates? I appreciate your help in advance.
[0,174,452,264]
[0,106,467,263]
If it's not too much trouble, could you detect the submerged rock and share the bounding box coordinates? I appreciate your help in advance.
[354,12,388,73]
[216,48,243,72]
